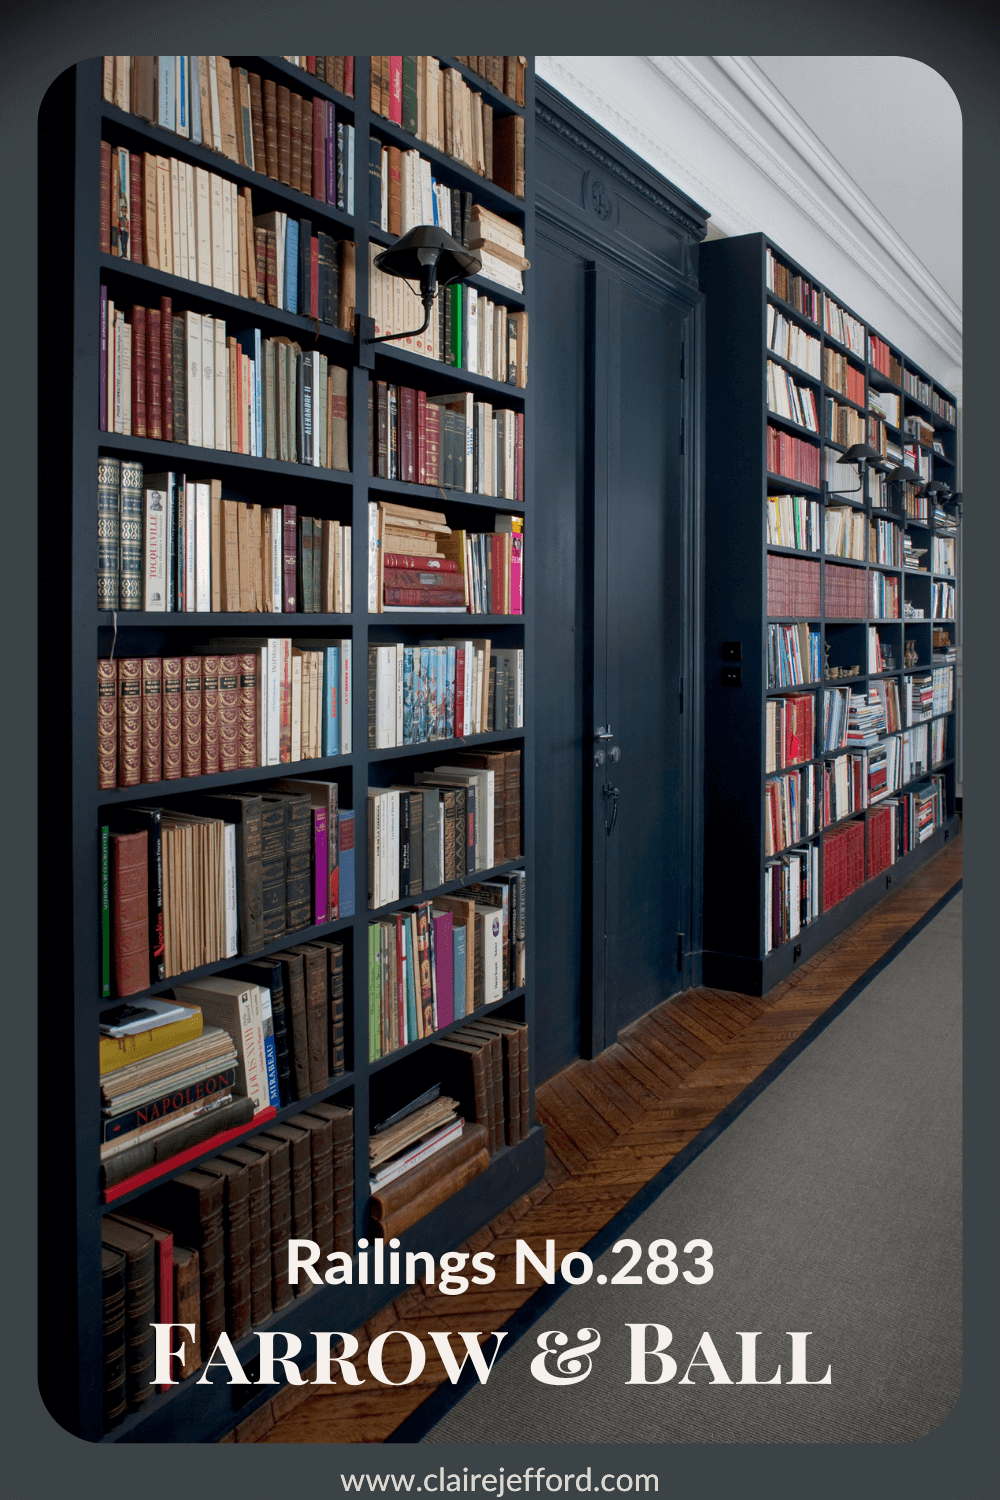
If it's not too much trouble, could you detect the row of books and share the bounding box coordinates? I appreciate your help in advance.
[767,623,820,689]
[97,642,351,790]
[826,398,867,449]
[368,57,524,198]
[103,56,355,206]
[764,842,819,952]
[822,293,865,355]
[101,138,356,316]
[766,494,820,552]
[768,426,820,488]
[366,747,521,906]
[766,553,820,617]
[824,505,868,561]
[868,387,901,428]
[368,250,529,386]
[452,56,526,105]
[870,517,902,567]
[823,347,865,407]
[767,361,818,431]
[99,295,353,469]
[368,640,524,748]
[765,249,821,322]
[766,303,821,378]
[369,873,526,1058]
[100,785,356,996]
[932,581,957,619]
[371,385,526,503]
[826,561,868,618]
[280,55,357,94]
[871,570,901,619]
[369,501,524,614]
[97,458,352,614]
[868,334,903,385]
[765,764,821,856]
[903,371,956,425]
[101,1095,353,1425]
[765,692,814,772]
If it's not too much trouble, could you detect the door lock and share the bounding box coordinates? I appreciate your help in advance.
[608,745,620,763]
[594,748,605,767]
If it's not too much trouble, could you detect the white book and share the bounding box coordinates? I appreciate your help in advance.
[184,311,201,445]
[265,637,281,766]
[376,645,396,748]
[221,177,233,294]
[386,790,399,904]
[343,525,352,613]
[396,643,405,746]
[113,309,124,434]
[476,905,503,1003]
[193,165,211,285]
[170,156,181,274]
[224,822,237,955]
[291,653,302,762]
[176,161,189,282]
[213,316,227,451]
[207,54,222,151]
[121,320,131,436]
[200,314,215,448]
[259,645,268,762]
[381,148,389,232]
[184,482,197,612]
[142,488,168,610]
[231,180,241,295]
[270,507,283,612]
[195,481,211,610]
[209,172,225,290]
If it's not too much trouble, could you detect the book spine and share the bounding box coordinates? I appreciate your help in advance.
[162,657,183,779]
[282,504,297,611]
[181,655,203,777]
[117,658,142,787]
[98,659,118,790]
[218,655,239,771]
[118,458,144,609]
[97,455,120,610]
[202,654,220,774]
[238,652,258,768]
[141,657,162,783]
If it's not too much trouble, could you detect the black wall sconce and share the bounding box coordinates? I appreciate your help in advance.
[835,442,883,495]
[356,226,481,364]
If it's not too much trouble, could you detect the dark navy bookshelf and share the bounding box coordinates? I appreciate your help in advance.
[40,54,539,1443]
[700,232,959,995]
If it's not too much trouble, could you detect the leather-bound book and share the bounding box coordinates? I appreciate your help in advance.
[171,1245,202,1375]
[288,1111,335,1258]
[181,655,203,778]
[171,315,187,444]
[221,1143,272,1328]
[101,1217,157,1412]
[99,1097,256,1190]
[201,654,220,775]
[460,1018,518,1144]
[303,1100,353,1248]
[282,504,298,611]
[457,1021,504,1146]
[128,305,147,438]
[270,950,309,1099]
[431,1034,495,1151]
[119,457,144,610]
[98,659,118,790]
[371,1144,490,1242]
[146,304,162,441]
[218,655,239,772]
[159,295,173,441]
[288,91,302,194]
[97,455,120,611]
[110,828,148,997]
[262,76,279,179]
[101,1245,127,1430]
[339,239,356,330]
[450,750,506,865]
[100,141,112,255]
[115,805,165,982]
[369,1121,486,1225]
[248,1133,293,1308]
[260,795,288,942]
[276,85,292,185]
[237,652,258,768]
[109,1211,174,1389]
[200,1155,252,1341]
[261,1122,312,1295]
[140,656,162,784]
[172,791,263,955]
[286,941,330,1093]
[162,657,183,780]
[142,1169,226,1355]
[248,73,267,181]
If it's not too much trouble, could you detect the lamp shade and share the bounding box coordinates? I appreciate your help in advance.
[888,463,923,484]
[373,225,482,287]
[837,442,882,466]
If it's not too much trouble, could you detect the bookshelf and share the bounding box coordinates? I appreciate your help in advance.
[700,233,960,994]
[41,54,539,1443]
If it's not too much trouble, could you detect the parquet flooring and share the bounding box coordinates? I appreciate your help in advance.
[233,833,961,1444]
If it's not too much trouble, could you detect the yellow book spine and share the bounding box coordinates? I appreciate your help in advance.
[99,1012,203,1076]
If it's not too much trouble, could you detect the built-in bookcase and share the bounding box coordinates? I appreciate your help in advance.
[40,54,539,1443]
[701,232,960,995]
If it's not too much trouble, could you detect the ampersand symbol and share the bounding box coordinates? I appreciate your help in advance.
[529,1327,601,1385]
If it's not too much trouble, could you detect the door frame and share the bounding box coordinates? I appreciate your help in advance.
[535,84,707,1058]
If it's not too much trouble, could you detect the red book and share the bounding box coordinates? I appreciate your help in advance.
[388,57,402,124]
[282,504,298,611]
[399,386,416,482]
[160,295,173,442]
[238,653,258,768]
[455,646,466,733]
[128,305,147,439]
[314,807,328,924]
[162,657,183,780]
[202,654,220,774]
[306,56,316,74]
[382,554,458,572]
[310,236,319,319]
[110,830,150,997]
[129,151,144,264]
[417,389,427,484]
[491,535,504,614]
[425,403,441,487]
[181,655,203,778]
[384,567,460,588]
[101,1106,277,1203]
[312,96,325,201]
[100,141,112,255]
[118,657,142,787]
[343,57,354,97]
[146,305,162,441]
[382,585,466,607]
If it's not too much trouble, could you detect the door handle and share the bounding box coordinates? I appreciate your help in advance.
[603,783,619,836]
[594,725,614,740]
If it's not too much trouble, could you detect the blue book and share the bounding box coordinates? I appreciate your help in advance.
[338,810,355,916]
[404,919,418,1044]
[285,218,299,313]
[257,986,281,1108]
[189,58,202,142]
[177,56,188,135]
[323,646,340,755]
[431,177,439,225]
[453,927,466,1018]
[402,646,415,744]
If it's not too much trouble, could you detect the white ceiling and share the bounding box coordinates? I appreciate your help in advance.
[751,56,962,310]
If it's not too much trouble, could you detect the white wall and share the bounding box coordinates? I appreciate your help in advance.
[537,56,962,395]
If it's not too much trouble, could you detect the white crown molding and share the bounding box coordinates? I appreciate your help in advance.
[648,55,962,367]
[537,56,961,374]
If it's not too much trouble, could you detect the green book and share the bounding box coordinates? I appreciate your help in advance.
[100,825,111,998]
[368,921,381,1060]
[451,284,463,369]
[402,57,418,134]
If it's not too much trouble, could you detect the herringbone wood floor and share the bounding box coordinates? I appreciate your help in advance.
[228,834,962,1443]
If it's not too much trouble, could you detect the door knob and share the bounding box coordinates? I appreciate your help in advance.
[594,725,614,740]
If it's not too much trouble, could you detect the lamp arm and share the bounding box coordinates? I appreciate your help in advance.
[365,272,440,345]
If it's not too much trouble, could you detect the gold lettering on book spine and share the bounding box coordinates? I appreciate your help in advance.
[202,654,221,775]
[141,657,163,784]
[218,655,240,772]
[117,658,142,787]
[182,655,203,778]
[97,659,118,790]
[162,657,184,780]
